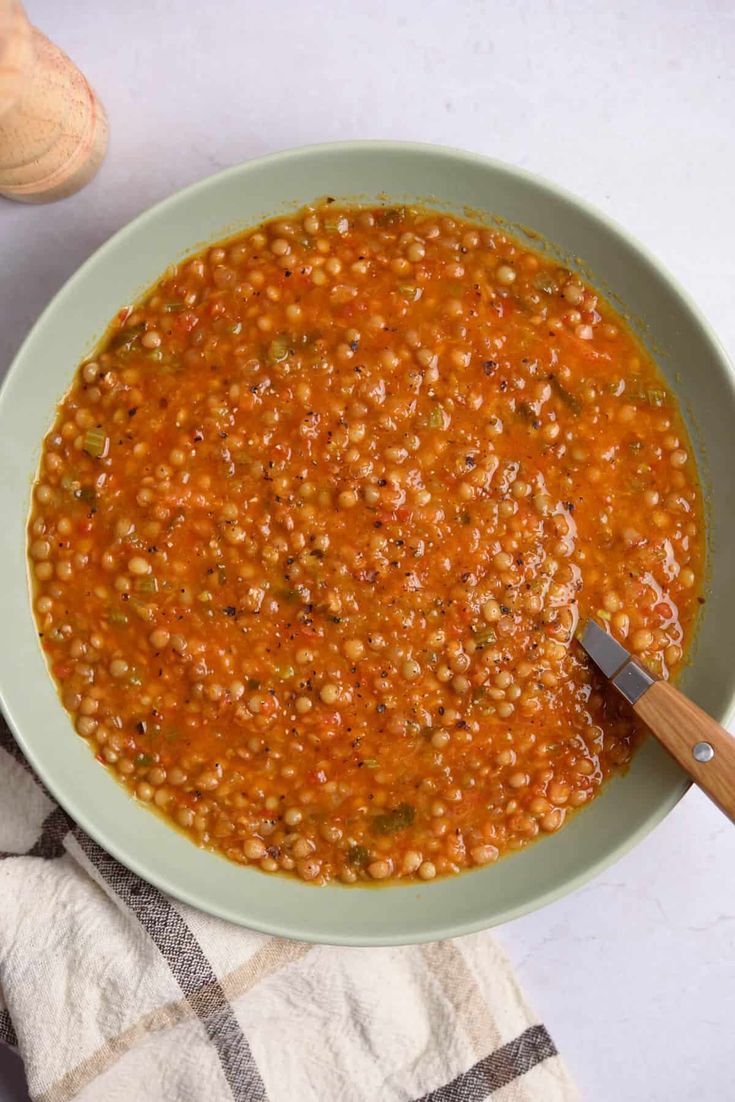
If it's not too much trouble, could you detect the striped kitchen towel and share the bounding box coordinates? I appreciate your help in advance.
[0,721,578,1102]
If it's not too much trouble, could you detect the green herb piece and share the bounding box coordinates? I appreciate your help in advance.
[147,349,164,362]
[111,323,145,352]
[83,428,109,458]
[277,665,295,679]
[324,213,349,234]
[549,375,581,414]
[76,486,97,504]
[347,844,370,866]
[398,284,420,301]
[458,511,471,525]
[363,758,379,769]
[516,401,537,425]
[228,322,243,335]
[534,274,559,295]
[267,335,290,364]
[372,802,415,835]
[163,302,183,312]
[135,753,153,767]
[217,563,227,586]
[646,387,666,408]
[472,625,497,649]
[428,404,445,429]
[624,376,643,399]
[471,687,495,714]
[376,207,406,226]
[276,587,298,602]
[136,575,158,594]
[198,590,212,603]
[597,609,612,621]
[247,678,260,690]
[108,609,129,625]
[625,377,667,409]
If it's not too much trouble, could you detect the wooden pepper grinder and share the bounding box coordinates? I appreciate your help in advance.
[0,0,108,203]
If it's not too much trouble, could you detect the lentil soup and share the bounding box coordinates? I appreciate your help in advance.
[28,204,703,885]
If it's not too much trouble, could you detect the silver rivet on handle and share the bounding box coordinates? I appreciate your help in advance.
[692,741,715,763]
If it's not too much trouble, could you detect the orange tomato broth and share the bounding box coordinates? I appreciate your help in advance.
[28,203,704,885]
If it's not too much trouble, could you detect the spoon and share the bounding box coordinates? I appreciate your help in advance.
[579,620,735,822]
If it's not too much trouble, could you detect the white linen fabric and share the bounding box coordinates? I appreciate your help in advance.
[0,722,578,1102]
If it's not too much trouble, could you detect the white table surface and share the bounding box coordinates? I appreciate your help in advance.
[2,2,734,1099]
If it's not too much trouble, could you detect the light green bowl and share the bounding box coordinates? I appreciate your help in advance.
[2,142,734,946]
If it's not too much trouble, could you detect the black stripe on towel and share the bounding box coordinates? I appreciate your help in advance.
[415,1024,557,1101]
[0,804,73,860]
[25,805,74,858]
[0,1008,18,1048]
[0,718,30,772]
[74,830,267,1102]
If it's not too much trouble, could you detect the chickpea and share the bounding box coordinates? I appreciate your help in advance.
[495,265,516,285]
[320,683,340,705]
[343,639,365,662]
[470,845,499,866]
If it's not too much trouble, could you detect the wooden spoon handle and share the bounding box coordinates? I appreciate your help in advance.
[635,680,735,821]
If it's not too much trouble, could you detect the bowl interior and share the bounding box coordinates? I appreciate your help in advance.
[2,142,734,945]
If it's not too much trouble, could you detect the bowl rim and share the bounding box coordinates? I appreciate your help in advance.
[3,139,734,945]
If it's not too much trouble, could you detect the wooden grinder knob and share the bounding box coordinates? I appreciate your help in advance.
[0,0,108,203]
